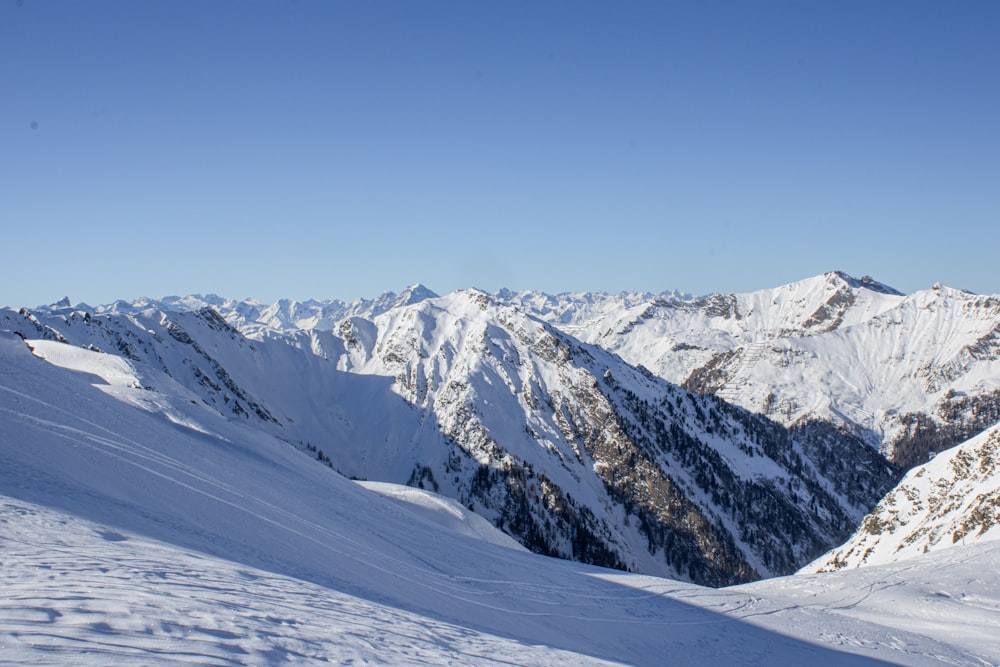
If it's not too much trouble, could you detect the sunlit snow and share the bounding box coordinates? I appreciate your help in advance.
[2,320,999,664]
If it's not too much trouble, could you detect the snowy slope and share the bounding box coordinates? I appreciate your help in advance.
[42,270,1000,471]
[735,539,1000,666]
[2,330,998,665]
[498,272,1000,469]
[0,304,453,484]
[324,289,896,583]
[357,480,529,552]
[496,271,905,382]
[804,422,1000,572]
[0,290,897,586]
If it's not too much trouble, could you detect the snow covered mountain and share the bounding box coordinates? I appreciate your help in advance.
[2,318,999,665]
[7,270,998,587]
[329,289,895,583]
[804,421,1000,572]
[71,270,1000,474]
[497,271,1000,471]
[2,288,896,586]
[37,283,439,338]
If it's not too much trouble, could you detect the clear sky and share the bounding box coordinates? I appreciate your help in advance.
[2,1,998,308]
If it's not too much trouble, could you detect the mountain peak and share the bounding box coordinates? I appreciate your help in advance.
[399,283,438,303]
[448,287,494,310]
[827,271,903,296]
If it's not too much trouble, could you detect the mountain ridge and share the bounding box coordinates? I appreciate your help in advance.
[6,270,999,584]
[2,279,902,585]
[4,326,996,665]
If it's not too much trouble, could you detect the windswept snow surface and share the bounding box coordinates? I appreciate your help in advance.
[734,540,1000,665]
[2,332,999,664]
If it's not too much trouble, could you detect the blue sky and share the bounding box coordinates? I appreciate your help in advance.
[3,1,998,307]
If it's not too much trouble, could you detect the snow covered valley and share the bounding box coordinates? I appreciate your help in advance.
[4,272,1000,664]
[2,321,1000,665]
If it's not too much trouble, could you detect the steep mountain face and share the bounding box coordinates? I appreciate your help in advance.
[0,305,449,485]
[496,271,904,382]
[326,290,900,584]
[61,271,1000,473]
[804,422,1000,572]
[1,291,896,586]
[498,272,1000,470]
[3,329,994,666]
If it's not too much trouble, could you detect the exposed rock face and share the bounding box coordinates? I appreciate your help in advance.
[888,389,1000,470]
[805,423,1000,572]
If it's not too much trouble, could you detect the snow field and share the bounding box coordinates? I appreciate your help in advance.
[3,328,999,664]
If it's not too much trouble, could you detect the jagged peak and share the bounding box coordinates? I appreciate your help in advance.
[30,296,96,316]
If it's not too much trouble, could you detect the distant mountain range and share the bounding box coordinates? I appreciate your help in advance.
[6,271,999,586]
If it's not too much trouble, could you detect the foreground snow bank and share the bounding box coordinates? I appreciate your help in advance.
[0,498,607,666]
